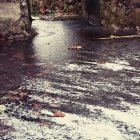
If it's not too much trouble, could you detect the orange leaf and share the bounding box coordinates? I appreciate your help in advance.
[53,111,65,117]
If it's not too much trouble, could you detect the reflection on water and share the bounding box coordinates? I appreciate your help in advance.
[0,20,140,140]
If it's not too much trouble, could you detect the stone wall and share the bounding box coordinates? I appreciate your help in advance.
[100,0,140,27]
[0,0,32,42]
[30,0,82,15]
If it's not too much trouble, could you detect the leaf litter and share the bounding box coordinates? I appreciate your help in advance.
[0,87,65,138]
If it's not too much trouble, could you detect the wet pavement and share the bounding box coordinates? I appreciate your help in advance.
[0,20,140,140]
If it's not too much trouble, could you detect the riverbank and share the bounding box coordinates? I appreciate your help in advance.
[0,28,37,44]
[1,17,140,44]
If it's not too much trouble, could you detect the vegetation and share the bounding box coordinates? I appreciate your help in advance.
[30,0,82,15]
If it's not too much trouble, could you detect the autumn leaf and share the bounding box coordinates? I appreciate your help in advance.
[97,60,106,64]
[32,101,42,110]
[53,111,65,117]
[68,46,82,50]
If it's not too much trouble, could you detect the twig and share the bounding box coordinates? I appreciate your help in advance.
[93,35,140,40]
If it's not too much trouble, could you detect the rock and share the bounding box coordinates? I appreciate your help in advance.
[110,24,120,33]
[136,26,140,34]
[100,0,139,27]
[0,0,32,42]
[133,8,140,25]
[123,27,136,35]
[23,30,29,37]
[103,10,110,18]
[110,3,117,13]
[68,0,74,3]
[117,6,126,18]
[67,5,74,13]
[21,1,26,7]
[0,105,6,113]
[19,20,26,29]
[13,34,25,40]
[8,35,14,40]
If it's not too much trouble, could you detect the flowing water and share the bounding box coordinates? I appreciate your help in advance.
[0,20,140,140]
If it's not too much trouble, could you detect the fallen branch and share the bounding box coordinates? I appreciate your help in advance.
[93,35,140,40]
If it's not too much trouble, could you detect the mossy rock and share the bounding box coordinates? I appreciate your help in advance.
[133,8,140,25]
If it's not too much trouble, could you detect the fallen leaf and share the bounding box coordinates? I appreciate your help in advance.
[2,91,28,102]
[32,102,42,110]
[97,60,106,64]
[53,111,65,117]
[68,46,82,50]
[18,92,28,98]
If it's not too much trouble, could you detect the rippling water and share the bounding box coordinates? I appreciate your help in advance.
[0,20,140,140]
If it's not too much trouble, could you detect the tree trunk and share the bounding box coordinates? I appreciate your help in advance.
[81,0,100,25]
[81,0,88,19]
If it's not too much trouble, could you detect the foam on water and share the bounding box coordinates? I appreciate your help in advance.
[100,62,135,71]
